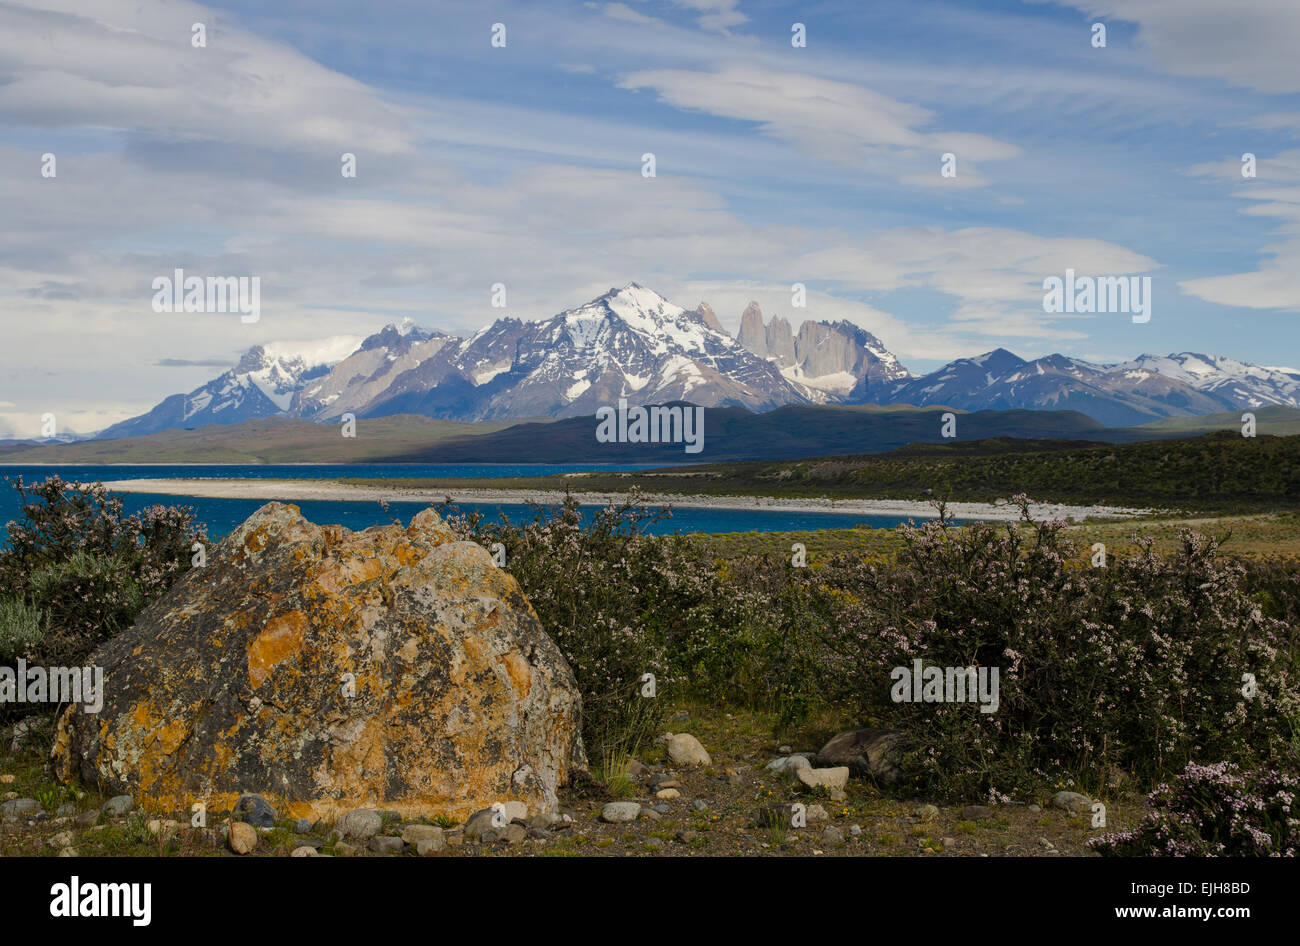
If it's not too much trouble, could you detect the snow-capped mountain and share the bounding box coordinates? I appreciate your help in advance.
[320,284,817,421]
[1108,353,1300,410]
[98,335,363,438]
[97,284,1300,437]
[886,349,1300,427]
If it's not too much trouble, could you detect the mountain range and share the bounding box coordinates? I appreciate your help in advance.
[94,284,1300,438]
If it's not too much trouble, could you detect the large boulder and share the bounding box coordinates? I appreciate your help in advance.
[52,502,586,821]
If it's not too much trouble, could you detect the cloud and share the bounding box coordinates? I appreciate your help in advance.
[156,357,237,367]
[663,0,747,33]
[1036,0,1300,94]
[617,64,1020,184]
[1182,151,1300,311]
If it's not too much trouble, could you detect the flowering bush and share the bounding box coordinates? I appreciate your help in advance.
[0,476,206,671]
[803,497,1300,800]
[1091,761,1300,856]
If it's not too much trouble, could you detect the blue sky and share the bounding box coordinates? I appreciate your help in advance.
[2,0,1300,436]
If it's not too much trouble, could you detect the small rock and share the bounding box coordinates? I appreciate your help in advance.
[1028,804,1042,813]
[55,803,77,817]
[797,766,849,792]
[665,733,711,767]
[502,800,528,822]
[777,745,792,754]
[822,826,845,847]
[942,837,956,850]
[676,830,698,844]
[601,801,640,823]
[499,823,527,845]
[1,798,41,818]
[1052,791,1091,815]
[416,836,447,855]
[336,808,383,841]
[806,804,830,823]
[464,808,503,841]
[75,810,98,828]
[652,803,671,814]
[47,830,74,849]
[655,788,681,800]
[368,835,404,854]
[627,760,650,777]
[294,818,313,834]
[849,824,862,837]
[725,767,743,786]
[691,799,710,812]
[0,774,14,784]
[233,793,277,828]
[291,845,319,857]
[101,795,134,817]
[401,824,444,844]
[814,728,902,784]
[1038,836,1056,850]
[333,841,356,857]
[228,821,258,854]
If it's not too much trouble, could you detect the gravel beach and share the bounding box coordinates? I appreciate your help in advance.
[94,478,1149,522]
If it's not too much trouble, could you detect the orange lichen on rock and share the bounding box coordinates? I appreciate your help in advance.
[247,611,308,689]
[52,501,587,821]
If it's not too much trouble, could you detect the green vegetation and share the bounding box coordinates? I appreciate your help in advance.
[351,430,1300,512]
[0,414,513,463]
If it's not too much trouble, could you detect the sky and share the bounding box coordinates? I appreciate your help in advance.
[2,0,1300,437]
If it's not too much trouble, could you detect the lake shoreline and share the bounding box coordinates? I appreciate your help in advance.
[93,477,1150,522]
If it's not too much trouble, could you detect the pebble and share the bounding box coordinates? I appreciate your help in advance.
[228,821,258,854]
[101,795,134,817]
[655,788,681,800]
[291,846,320,857]
[664,733,711,767]
[601,802,641,823]
[294,818,313,834]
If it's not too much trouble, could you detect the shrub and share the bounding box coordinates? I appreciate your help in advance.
[0,475,205,669]
[0,597,44,663]
[1091,761,1300,856]
[811,497,1300,800]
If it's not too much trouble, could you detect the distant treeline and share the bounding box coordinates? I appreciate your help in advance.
[347,431,1300,512]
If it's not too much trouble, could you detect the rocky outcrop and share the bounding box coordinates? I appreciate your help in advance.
[52,502,586,821]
